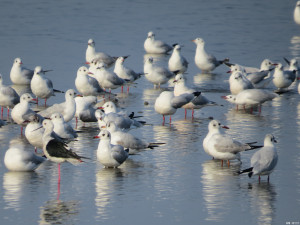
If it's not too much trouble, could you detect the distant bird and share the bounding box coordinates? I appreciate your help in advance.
[222,89,278,112]
[173,73,216,118]
[11,93,37,133]
[239,134,278,182]
[4,138,46,172]
[10,57,34,85]
[294,1,300,25]
[38,89,77,122]
[40,119,88,182]
[229,71,254,95]
[273,63,296,92]
[0,73,20,116]
[102,121,164,154]
[154,91,200,124]
[30,66,59,107]
[94,130,129,168]
[50,113,78,141]
[75,66,106,97]
[226,59,276,74]
[168,44,188,73]
[86,39,120,67]
[25,114,45,151]
[144,31,173,54]
[144,57,176,87]
[192,37,228,72]
[203,120,262,166]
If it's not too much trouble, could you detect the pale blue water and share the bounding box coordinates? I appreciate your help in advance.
[0,0,300,224]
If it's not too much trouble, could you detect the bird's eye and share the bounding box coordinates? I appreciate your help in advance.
[102,133,105,136]
[218,123,221,126]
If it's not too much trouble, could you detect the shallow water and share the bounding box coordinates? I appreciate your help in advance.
[0,0,300,224]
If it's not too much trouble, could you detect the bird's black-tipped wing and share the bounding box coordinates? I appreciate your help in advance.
[46,140,87,160]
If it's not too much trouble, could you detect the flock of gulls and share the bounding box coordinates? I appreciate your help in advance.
[1,22,300,185]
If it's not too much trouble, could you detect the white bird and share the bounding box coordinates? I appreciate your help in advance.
[40,119,88,181]
[75,66,106,97]
[294,1,300,25]
[283,57,300,77]
[38,89,76,122]
[102,121,164,154]
[94,130,129,168]
[11,93,37,129]
[229,71,254,95]
[222,89,278,111]
[144,57,175,87]
[75,96,99,123]
[4,138,46,172]
[0,73,20,115]
[226,59,276,74]
[154,91,200,124]
[30,66,56,107]
[144,31,173,54]
[239,134,278,182]
[93,64,127,92]
[50,113,78,141]
[10,58,34,85]
[86,39,120,67]
[203,120,261,166]
[273,63,296,92]
[25,114,45,151]
[168,44,188,73]
[173,73,216,118]
[192,37,228,72]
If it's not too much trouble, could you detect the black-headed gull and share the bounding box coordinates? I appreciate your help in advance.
[283,57,300,77]
[203,120,262,166]
[239,134,278,182]
[102,121,164,154]
[144,57,175,87]
[25,114,44,151]
[168,44,188,73]
[273,63,296,92]
[50,113,78,142]
[75,66,106,97]
[0,73,19,116]
[4,138,46,172]
[173,73,217,118]
[144,31,173,54]
[38,89,76,122]
[93,130,129,168]
[86,39,118,67]
[75,96,99,123]
[192,37,229,72]
[222,89,278,112]
[294,1,300,25]
[10,57,34,85]
[229,71,254,95]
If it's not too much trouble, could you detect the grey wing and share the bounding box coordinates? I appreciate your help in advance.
[156,67,174,79]
[111,145,128,164]
[286,71,296,82]
[38,103,65,117]
[247,71,269,84]
[64,123,78,138]
[107,73,125,85]
[214,135,249,153]
[191,95,212,106]
[207,54,218,65]
[88,76,104,92]
[251,147,278,171]
[171,93,194,108]
[21,68,34,80]
[1,87,20,104]
[45,78,53,89]
[182,57,189,67]
[155,40,172,52]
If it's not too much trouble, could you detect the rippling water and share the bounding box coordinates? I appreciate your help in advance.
[0,0,300,224]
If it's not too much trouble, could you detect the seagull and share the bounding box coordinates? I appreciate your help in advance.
[93,63,127,92]
[50,113,78,141]
[144,57,176,87]
[294,1,300,25]
[11,93,37,133]
[144,31,173,54]
[75,96,99,123]
[4,138,46,171]
[38,89,76,122]
[75,66,106,97]
[93,130,129,168]
[30,66,58,107]
[283,57,300,77]
[86,39,122,67]
[229,71,254,95]
[222,89,278,112]
[203,120,262,166]
[273,63,296,92]
[0,73,20,116]
[173,73,217,118]
[25,114,45,152]
[168,44,188,73]
[192,37,229,72]
[239,134,278,182]
[9,57,34,85]
[102,121,164,154]
[40,119,88,182]
[154,91,200,124]
[226,59,276,74]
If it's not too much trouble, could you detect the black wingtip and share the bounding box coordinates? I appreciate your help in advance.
[248,172,253,178]
[283,57,290,65]
[125,148,129,153]
[193,91,201,97]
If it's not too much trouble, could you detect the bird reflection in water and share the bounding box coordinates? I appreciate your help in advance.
[39,200,79,225]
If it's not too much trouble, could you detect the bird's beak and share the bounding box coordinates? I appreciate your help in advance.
[222,125,229,129]
[88,72,93,75]
[100,126,106,129]
[226,70,232,73]
[93,135,100,139]
[221,96,228,99]
[43,70,53,73]
[32,125,43,132]
[191,39,195,42]
[85,62,90,65]
[77,94,83,97]
[173,80,178,83]
[97,107,103,109]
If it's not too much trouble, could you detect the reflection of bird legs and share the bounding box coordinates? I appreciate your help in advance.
[57,163,61,200]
